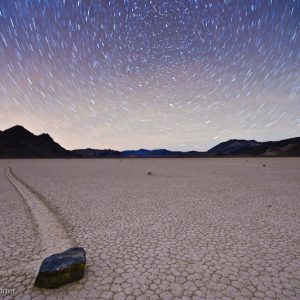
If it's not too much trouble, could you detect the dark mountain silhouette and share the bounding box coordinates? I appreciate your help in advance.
[75,137,300,158]
[73,148,121,158]
[0,125,299,158]
[120,149,205,158]
[207,137,300,156]
[0,125,79,158]
[208,139,262,155]
[73,148,206,158]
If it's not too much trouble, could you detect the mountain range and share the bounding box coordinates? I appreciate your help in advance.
[0,125,78,158]
[0,125,299,158]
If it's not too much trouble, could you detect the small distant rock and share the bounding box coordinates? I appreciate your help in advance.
[268,204,272,208]
[147,171,152,175]
[262,164,266,167]
[34,247,86,289]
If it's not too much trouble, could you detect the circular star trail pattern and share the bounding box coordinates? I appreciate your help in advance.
[0,0,299,151]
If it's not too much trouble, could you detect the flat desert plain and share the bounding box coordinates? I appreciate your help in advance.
[0,158,299,300]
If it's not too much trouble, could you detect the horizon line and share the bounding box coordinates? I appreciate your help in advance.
[1,124,300,153]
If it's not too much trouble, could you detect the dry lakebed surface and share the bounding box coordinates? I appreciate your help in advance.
[0,158,299,300]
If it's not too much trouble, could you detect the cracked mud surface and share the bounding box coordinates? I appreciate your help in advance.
[0,158,299,299]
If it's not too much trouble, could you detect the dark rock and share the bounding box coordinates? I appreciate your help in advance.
[147,171,152,175]
[262,164,266,167]
[34,247,86,289]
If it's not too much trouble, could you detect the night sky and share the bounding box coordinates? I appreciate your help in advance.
[0,0,299,151]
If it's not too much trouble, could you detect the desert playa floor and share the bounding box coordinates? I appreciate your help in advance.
[0,158,299,300]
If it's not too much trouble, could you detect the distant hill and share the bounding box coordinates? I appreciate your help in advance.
[75,137,300,158]
[73,148,121,158]
[0,125,299,158]
[122,149,172,158]
[120,149,204,158]
[0,125,79,158]
[73,148,204,158]
[207,137,300,156]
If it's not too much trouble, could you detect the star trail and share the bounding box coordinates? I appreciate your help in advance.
[0,0,299,151]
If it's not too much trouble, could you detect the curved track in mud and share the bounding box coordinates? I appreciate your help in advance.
[5,166,73,256]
